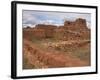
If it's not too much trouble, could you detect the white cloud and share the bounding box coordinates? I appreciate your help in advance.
[22,11,39,25]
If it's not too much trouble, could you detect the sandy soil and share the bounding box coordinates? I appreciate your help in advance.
[23,39,89,69]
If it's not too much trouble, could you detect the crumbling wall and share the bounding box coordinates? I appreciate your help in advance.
[23,18,90,40]
[64,18,87,31]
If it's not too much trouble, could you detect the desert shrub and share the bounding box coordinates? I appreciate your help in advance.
[23,57,35,69]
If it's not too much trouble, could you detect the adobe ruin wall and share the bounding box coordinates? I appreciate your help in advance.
[23,18,90,40]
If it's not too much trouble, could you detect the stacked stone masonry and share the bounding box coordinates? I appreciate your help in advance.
[23,18,90,40]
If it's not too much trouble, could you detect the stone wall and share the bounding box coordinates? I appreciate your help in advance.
[54,18,90,40]
[64,18,87,31]
[23,25,56,39]
[23,18,90,40]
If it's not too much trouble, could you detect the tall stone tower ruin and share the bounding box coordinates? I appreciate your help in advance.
[64,18,87,31]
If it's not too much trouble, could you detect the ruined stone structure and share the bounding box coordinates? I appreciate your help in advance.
[35,24,57,38]
[64,18,87,31]
[23,24,57,39]
[54,18,90,40]
[23,18,90,40]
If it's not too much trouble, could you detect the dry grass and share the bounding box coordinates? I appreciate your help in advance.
[23,56,36,69]
[23,37,91,69]
[30,38,90,62]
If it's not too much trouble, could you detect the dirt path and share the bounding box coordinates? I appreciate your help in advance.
[23,39,88,69]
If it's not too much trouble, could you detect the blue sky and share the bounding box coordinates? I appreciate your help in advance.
[22,10,91,27]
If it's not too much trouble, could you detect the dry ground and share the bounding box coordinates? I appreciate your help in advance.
[23,38,90,69]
